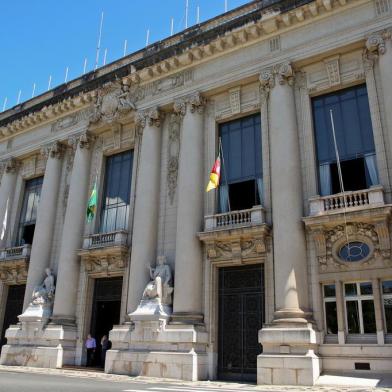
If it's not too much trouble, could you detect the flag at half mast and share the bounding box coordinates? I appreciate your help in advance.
[86,181,97,222]
[206,154,221,192]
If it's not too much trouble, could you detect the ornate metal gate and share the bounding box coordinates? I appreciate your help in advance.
[218,264,264,381]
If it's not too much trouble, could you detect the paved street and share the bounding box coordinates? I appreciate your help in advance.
[0,367,391,392]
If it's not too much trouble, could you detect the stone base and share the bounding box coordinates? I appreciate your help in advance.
[257,322,321,386]
[105,317,208,381]
[129,299,172,322]
[0,322,77,368]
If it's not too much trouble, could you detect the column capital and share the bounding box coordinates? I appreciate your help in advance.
[259,62,294,93]
[366,33,386,56]
[2,157,19,173]
[136,107,164,130]
[173,93,206,116]
[40,141,65,160]
[67,131,95,151]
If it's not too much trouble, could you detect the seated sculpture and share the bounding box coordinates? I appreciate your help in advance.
[142,256,173,305]
[31,268,55,305]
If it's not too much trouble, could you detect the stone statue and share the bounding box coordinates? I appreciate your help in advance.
[31,268,55,305]
[142,256,173,305]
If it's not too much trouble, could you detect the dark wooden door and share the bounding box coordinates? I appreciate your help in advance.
[218,264,264,382]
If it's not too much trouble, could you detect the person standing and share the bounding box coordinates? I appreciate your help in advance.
[85,333,96,367]
[100,335,110,367]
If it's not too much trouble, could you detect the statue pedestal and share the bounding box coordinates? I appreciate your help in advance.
[129,299,172,322]
[18,302,53,327]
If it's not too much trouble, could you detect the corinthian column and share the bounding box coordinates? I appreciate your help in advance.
[127,108,163,314]
[0,158,18,249]
[51,132,93,324]
[171,93,205,324]
[22,142,64,311]
[258,63,319,386]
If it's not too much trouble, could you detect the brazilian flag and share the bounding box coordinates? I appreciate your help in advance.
[86,182,97,222]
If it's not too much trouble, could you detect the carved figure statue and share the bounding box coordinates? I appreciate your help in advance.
[31,268,55,305]
[142,256,173,305]
[118,84,136,113]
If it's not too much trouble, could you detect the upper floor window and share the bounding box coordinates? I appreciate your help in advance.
[312,85,379,196]
[17,176,43,245]
[219,114,262,212]
[99,150,133,233]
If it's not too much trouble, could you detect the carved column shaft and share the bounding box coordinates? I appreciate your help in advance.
[52,133,93,323]
[22,142,64,311]
[172,94,205,322]
[261,63,309,319]
[127,109,163,314]
[0,159,18,248]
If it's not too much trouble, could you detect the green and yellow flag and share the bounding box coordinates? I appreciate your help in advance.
[86,182,97,222]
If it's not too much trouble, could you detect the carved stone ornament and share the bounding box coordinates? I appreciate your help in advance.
[40,141,64,160]
[259,62,294,94]
[89,80,136,125]
[136,107,164,131]
[83,254,128,277]
[167,114,181,204]
[188,92,206,114]
[68,131,94,150]
[0,261,28,285]
[3,157,18,173]
[31,268,55,305]
[366,33,386,56]
[312,222,391,273]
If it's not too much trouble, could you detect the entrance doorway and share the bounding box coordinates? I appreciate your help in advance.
[1,284,26,351]
[218,264,264,382]
[89,277,122,367]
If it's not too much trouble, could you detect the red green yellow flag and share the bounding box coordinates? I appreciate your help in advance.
[206,155,221,192]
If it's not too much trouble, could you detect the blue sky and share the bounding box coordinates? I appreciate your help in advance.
[0,0,250,112]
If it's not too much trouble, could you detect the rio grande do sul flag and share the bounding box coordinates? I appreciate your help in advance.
[86,182,97,222]
[206,155,221,192]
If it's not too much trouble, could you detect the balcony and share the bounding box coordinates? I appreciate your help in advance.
[78,230,129,277]
[0,244,30,284]
[309,186,385,216]
[199,206,270,263]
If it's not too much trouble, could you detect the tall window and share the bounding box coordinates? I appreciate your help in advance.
[344,282,376,334]
[312,85,379,196]
[100,150,133,233]
[323,284,338,335]
[382,280,392,334]
[219,114,262,212]
[17,177,43,245]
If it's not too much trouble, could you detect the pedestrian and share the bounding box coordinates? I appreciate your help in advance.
[85,333,96,367]
[100,334,110,367]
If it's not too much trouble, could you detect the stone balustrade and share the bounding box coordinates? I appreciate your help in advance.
[0,244,31,260]
[204,205,265,231]
[82,230,128,249]
[309,186,385,216]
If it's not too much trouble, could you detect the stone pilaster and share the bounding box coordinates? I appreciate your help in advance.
[22,142,64,311]
[171,93,206,324]
[257,62,320,386]
[51,132,93,324]
[0,158,18,248]
[372,278,385,345]
[126,108,163,314]
[335,280,345,345]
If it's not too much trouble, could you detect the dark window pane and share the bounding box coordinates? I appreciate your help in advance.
[330,158,368,194]
[360,282,373,295]
[339,242,370,262]
[362,300,376,333]
[382,281,392,294]
[324,285,336,298]
[325,301,338,334]
[345,283,357,297]
[346,300,360,333]
[384,297,392,333]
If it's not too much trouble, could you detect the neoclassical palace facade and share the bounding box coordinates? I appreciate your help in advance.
[0,0,391,385]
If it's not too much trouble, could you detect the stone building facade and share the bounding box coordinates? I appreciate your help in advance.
[0,0,391,385]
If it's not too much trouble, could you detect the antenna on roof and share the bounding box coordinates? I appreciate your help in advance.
[64,67,69,83]
[170,18,174,36]
[146,29,150,46]
[225,0,228,12]
[197,6,200,23]
[2,97,7,112]
[123,39,128,56]
[32,83,36,98]
[16,90,22,104]
[185,0,189,28]
[103,48,108,65]
[95,11,104,70]
[83,58,88,74]
[47,75,52,91]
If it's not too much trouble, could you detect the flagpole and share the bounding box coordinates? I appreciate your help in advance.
[219,137,231,212]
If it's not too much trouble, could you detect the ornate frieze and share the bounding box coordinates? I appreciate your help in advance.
[0,246,30,284]
[82,254,128,277]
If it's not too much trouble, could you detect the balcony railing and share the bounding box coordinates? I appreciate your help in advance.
[309,186,385,216]
[0,244,31,260]
[82,230,128,249]
[204,205,265,231]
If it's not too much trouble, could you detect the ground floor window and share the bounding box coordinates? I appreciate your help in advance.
[323,284,338,335]
[382,280,392,333]
[344,282,376,334]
